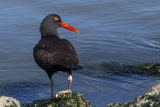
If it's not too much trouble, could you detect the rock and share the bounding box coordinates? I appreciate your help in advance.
[89,61,160,76]
[107,85,160,107]
[22,92,92,107]
[0,96,21,107]
[124,61,160,76]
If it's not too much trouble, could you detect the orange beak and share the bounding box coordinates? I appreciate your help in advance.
[60,22,80,33]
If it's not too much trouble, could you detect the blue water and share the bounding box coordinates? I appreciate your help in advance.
[0,0,160,106]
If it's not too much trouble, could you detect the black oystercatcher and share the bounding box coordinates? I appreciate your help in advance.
[33,14,82,99]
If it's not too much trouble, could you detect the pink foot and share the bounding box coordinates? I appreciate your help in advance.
[56,90,71,98]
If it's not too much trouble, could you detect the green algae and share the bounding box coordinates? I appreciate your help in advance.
[124,61,160,76]
[22,92,92,107]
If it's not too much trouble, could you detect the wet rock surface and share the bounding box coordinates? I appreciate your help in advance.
[0,96,21,107]
[124,61,160,76]
[107,85,160,107]
[22,92,92,107]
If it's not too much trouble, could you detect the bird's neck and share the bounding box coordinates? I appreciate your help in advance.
[41,34,60,39]
[41,29,59,38]
[41,33,60,40]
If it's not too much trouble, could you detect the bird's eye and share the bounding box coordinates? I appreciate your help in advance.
[54,17,60,21]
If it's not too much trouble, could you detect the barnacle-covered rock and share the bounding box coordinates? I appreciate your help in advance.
[0,96,21,107]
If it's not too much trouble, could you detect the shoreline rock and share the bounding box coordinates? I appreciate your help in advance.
[107,84,160,107]
[1,85,160,107]
[0,96,21,107]
[22,92,92,107]
[124,61,160,76]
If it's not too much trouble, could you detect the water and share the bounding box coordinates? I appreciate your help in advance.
[0,0,160,106]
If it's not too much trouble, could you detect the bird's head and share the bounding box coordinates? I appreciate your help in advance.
[40,14,80,37]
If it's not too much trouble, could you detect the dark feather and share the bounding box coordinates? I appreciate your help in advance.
[33,36,82,73]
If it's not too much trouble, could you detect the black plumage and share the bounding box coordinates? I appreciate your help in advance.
[33,14,82,99]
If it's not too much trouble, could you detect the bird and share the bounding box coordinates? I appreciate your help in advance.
[33,14,82,100]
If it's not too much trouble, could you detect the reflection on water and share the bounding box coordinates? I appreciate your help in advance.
[0,0,160,106]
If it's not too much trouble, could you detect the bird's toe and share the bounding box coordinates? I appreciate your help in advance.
[65,89,71,93]
[56,90,72,98]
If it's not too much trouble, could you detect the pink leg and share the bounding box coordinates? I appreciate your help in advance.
[56,74,72,97]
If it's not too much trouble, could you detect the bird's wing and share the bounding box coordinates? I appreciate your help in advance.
[33,38,80,69]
